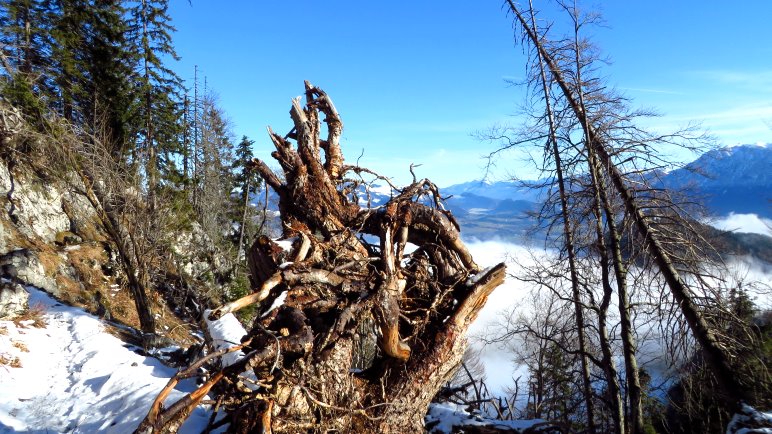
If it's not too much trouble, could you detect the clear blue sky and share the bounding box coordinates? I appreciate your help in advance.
[169,1,772,187]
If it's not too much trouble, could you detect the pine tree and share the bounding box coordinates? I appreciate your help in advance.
[49,0,89,122]
[195,92,234,247]
[0,0,55,118]
[231,135,260,257]
[79,0,135,156]
[125,0,183,202]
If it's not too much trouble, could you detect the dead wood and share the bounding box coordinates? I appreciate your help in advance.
[135,81,506,433]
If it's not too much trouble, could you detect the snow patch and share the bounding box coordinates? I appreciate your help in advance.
[262,291,288,318]
[203,310,248,368]
[465,266,494,286]
[425,403,545,433]
[0,287,218,433]
[274,237,296,253]
[726,404,772,434]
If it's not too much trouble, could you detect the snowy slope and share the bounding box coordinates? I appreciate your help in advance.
[0,286,219,434]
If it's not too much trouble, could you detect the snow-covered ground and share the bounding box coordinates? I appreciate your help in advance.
[0,287,218,434]
[426,403,544,433]
[1,240,770,433]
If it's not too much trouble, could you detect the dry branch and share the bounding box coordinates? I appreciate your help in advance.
[135,82,506,433]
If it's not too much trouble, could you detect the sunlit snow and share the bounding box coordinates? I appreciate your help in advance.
[0,287,219,434]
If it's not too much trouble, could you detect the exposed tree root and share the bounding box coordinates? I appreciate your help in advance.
[135,82,506,433]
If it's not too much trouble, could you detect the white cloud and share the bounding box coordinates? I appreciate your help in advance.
[692,69,772,92]
[464,240,548,398]
[463,238,772,399]
[709,213,772,237]
[620,86,684,95]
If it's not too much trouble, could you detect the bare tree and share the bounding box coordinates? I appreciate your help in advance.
[505,0,750,414]
[484,269,589,428]
[524,2,596,430]
[35,111,162,340]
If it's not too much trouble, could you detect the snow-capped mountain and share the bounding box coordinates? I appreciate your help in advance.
[667,143,770,188]
[443,180,544,203]
[441,144,772,245]
[658,144,771,216]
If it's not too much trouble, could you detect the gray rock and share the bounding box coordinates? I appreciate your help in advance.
[0,159,11,194]
[0,279,29,319]
[0,219,10,256]
[0,161,70,244]
[0,249,59,297]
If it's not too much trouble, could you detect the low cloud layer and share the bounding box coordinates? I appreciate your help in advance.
[463,238,772,400]
[709,213,772,237]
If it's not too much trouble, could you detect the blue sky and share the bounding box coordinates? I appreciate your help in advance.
[169,1,772,186]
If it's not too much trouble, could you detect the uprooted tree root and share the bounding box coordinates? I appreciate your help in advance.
[134,81,506,433]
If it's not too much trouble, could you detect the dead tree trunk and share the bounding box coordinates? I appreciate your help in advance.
[527,3,596,430]
[135,81,506,433]
[506,0,747,410]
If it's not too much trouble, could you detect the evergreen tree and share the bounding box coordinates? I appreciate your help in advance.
[125,0,183,199]
[80,0,135,155]
[1,0,135,142]
[0,0,43,73]
[0,0,55,118]
[231,135,260,256]
[195,92,234,246]
[49,0,90,122]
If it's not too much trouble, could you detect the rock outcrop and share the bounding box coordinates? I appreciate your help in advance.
[0,249,59,296]
[0,278,28,319]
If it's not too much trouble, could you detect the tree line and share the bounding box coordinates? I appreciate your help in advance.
[0,0,263,340]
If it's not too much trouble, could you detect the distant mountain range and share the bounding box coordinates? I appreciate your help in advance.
[655,144,770,216]
[439,144,772,250]
[256,144,771,258]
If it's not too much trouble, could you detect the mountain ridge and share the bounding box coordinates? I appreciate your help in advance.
[443,144,771,218]
[439,144,772,256]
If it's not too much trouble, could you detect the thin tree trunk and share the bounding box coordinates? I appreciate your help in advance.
[566,6,644,429]
[182,94,189,184]
[192,65,199,208]
[237,177,250,262]
[141,0,157,212]
[586,148,625,434]
[597,177,645,433]
[527,2,596,430]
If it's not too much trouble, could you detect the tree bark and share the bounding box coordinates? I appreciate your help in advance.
[578,144,623,434]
